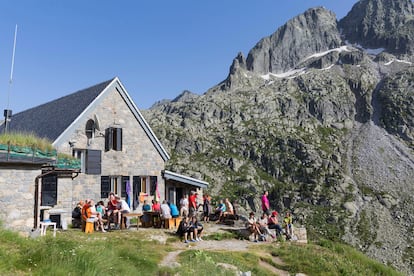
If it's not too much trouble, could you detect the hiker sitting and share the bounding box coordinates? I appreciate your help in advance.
[223,198,234,219]
[95,201,107,232]
[268,211,283,238]
[176,216,194,243]
[189,216,203,241]
[81,199,92,232]
[215,199,226,223]
[246,211,261,242]
[160,200,172,228]
[160,200,172,219]
[283,211,293,239]
[168,202,180,218]
[152,200,161,212]
[116,195,131,229]
[71,200,83,228]
[141,200,152,227]
[258,213,272,241]
[106,192,120,229]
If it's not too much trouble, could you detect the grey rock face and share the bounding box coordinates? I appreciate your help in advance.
[143,2,414,274]
[172,90,199,103]
[339,0,414,55]
[377,67,414,142]
[246,7,342,74]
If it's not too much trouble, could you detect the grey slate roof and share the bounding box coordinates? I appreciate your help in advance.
[1,79,114,141]
[163,170,208,188]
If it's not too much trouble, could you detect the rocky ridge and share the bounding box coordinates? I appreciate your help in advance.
[143,0,414,274]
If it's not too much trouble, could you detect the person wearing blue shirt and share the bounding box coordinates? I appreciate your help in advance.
[169,202,179,218]
[142,200,151,211]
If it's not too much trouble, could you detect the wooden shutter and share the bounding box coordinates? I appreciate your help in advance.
[105,128,113,151]
[101,176,110,198]
[150,176,157,196]
[114,128,123,151]
[86,149,101,175]
[132,176,141,210]
[41,174,57,206]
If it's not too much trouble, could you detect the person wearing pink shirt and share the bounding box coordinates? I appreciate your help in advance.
[261,191,270,216]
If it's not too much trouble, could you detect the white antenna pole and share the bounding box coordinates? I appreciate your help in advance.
[7,24,18,109]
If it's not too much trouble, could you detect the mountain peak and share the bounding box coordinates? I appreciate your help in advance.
[339,0,414,54]
[245,7,341,74]
[172,90,199,103]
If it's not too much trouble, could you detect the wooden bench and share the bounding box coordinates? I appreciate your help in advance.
[162,217,182,230]
[121,213,143,230]
[174,217,182,229]
[163,218,175,229]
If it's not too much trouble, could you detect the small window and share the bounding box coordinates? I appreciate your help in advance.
[105,127,123,151]
[85,119,95,139]
[101,176,129,198]
[41,173,57,206]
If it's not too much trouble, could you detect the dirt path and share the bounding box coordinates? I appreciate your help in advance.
[158,223,299,274]
[175,238,250,251]
[159,250,182,268]
[160,238,295,275]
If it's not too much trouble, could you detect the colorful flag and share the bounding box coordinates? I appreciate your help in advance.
[126,180,131,207]
[155,181,160,202]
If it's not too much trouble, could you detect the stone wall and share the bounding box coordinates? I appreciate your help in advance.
[54,83,166,226]
[0,82,170,232]
[0,166,40,234]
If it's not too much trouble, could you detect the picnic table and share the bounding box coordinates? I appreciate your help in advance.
[143,211,161,228]
[121,213,143,230]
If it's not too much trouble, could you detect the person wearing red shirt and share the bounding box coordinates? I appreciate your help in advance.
[152,200,161,212]
[189,191,197,217]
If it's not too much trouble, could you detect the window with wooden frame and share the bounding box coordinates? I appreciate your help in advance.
[105,127,122,151]
[100,175,129,198]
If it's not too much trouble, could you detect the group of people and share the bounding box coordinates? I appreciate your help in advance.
[179,191,236,223]
[176,215,204,243]
[72,189,294,244]
[140,199,180,227]
[73,192,131,232]
[245,191,293,242]
[246,210,293,242]
[214,198,235,223]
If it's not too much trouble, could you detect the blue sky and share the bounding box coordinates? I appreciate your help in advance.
[0,1,358,113]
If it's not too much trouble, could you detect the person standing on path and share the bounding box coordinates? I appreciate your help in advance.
[261,191,270,216]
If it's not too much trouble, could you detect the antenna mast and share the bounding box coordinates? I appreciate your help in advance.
[4,24,18,133]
